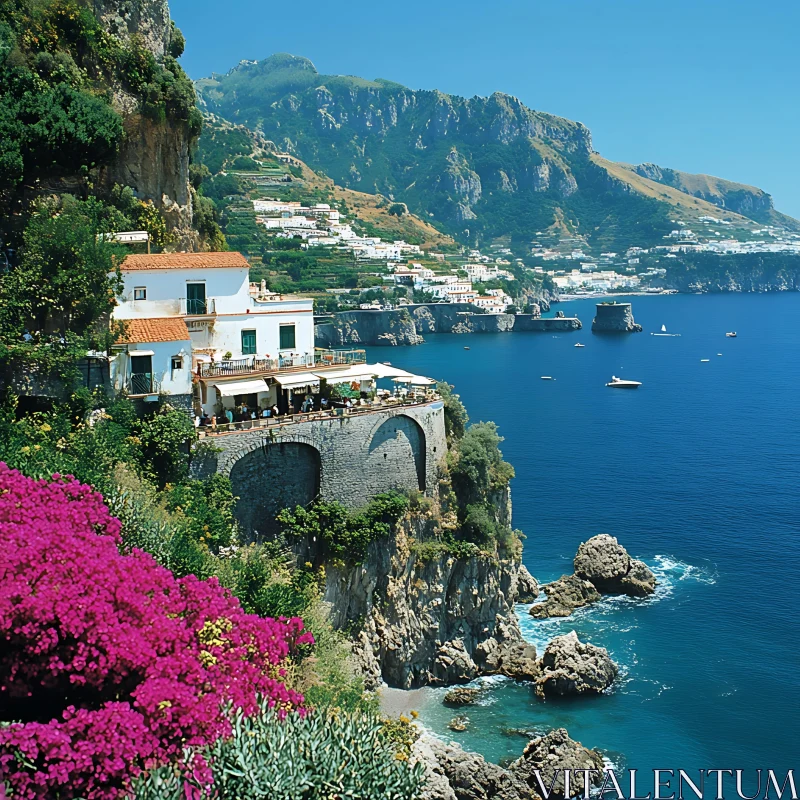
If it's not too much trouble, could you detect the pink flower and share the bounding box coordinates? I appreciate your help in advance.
[0,464,311,799]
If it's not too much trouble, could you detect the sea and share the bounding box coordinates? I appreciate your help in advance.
[367,292,800,784]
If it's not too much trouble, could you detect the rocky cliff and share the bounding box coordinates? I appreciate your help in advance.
[95,0,196,244]
[315,305,581,347]
[319,492,534,690]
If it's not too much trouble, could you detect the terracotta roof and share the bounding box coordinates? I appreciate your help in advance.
[120,252,249,271]
[116,317,191,344]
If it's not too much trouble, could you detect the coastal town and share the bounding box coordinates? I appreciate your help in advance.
[249,195,800,305]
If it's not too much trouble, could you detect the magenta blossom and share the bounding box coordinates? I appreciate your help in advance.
[0,464,314,799]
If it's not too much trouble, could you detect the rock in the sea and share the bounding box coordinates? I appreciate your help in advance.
[414,735,536,800]
[443,687,481,707]
[436,639,480,684]
[536,631,618,698]
[516,565,540,603]
[591,302,643,333]
[510,728,604,799]
[529,574,600,619]
[573,534,655,596]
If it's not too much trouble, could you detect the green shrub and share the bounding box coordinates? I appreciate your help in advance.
[278,493,409,564]
[133,706,423,799]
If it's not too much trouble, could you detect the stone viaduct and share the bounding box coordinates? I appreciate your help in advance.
[192,401,447,538]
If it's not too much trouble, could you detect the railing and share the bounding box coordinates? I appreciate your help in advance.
[314,349,366,367]
[197,394,440,438]
[126,374,161,395]
[197,349,366,379]
[200,357,278,378]
[179,297,216,316]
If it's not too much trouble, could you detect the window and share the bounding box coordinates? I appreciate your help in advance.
[171,356,183,371]
[186,282,206,315]
[241,329,257,355]
[133,287,146,301]
[279,324,296,350]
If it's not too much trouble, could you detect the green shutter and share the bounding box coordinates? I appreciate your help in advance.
[279,324,296,350]
[241,329,256,355]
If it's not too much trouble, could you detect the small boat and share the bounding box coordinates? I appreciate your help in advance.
[606,376,641,389]
[574,343,585,348]
[726,332,737,338]
[700,359,710,362]
[540,376,554,380]
[652,324,681,337]
[717,353,722,356]
[464,346,470,350]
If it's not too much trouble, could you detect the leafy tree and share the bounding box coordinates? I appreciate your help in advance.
[436,381,468,442]
[388,202,407,217]
[133,403,197,487]
[0,196,123,340]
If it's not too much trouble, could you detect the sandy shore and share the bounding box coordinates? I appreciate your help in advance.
[378,686,436,718]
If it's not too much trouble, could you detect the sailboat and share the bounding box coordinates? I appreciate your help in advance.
[651,324,681,337]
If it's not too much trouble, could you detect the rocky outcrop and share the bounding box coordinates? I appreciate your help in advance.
[591,303,642,333]
[413,735,535,800]
[412,728,604,800]
[536,632,618,698]
[314,306,581,347]
[443,687,482,707]
[314,310,423,347]
[510,728,605,799]
[325,507,531,689]
[574,534,656,597]
[529,574,600,619]
[531,535,655,620]
[516,565,539,602]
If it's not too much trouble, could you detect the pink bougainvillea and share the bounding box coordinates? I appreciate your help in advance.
[0,463,314,799]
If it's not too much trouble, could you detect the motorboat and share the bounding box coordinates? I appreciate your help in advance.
[652,324,680,337]
[606,376,641,388]
[701,359,710,362]
[574,343,585,348]
[540,376,554,380]
[726,332,737,338]
[717,353,723,356]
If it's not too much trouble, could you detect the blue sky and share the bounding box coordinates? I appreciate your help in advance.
[171,0,800,218]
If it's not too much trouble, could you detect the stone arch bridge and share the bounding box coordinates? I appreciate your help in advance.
[192,401,446,538]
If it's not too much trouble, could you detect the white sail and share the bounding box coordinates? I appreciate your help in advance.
[661,324,667,332]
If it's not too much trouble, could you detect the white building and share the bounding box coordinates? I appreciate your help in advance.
[111,252,323,417]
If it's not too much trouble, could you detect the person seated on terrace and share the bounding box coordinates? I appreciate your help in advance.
[224,408,234,425]
[261,406,271,418]
[320,396,329,410]
[344,398,353,409]
[199,412,211,427]
[271,404,280,417]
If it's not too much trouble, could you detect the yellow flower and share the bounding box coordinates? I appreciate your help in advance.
[411,710,419,719]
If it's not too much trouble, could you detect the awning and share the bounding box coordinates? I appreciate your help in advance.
[392,374,436,386]
[129,350,154,357]
[274,371,321,391]
[214,378,269,397]
[366,363,415,379]
[316,371,375,386]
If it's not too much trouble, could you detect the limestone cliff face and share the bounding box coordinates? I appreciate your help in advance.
[94,0,196,244]
[323,494,528,689]
[314,305,581,347]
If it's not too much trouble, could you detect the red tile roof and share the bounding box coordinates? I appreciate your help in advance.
[120,252,249,271]
[116,318,191,344]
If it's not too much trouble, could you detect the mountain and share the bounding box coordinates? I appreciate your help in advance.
[195,54,800,252]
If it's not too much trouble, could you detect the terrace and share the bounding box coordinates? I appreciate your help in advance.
[197,348,366,379]
[196,391,441,438]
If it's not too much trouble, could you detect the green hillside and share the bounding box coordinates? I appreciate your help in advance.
[196,54,800,253]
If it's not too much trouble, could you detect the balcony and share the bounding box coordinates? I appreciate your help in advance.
[125,375,161,396]
[180,297,217,316]
[197,349,366,380]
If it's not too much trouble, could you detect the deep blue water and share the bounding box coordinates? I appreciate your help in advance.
[368,293,800,780]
